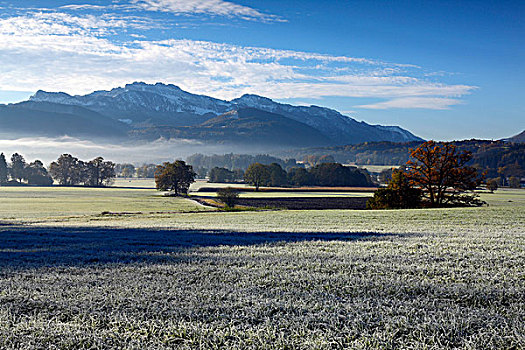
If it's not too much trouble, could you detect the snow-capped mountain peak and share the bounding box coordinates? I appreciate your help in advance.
[27,82,423,144]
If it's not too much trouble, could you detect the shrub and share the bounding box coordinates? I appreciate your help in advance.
[367,170,422,209]
[509,176,521,188]
[216,187,239,208]
[486,179,498,192]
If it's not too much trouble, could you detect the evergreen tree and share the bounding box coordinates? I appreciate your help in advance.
[0,153,8,184]
[10,153,27,183]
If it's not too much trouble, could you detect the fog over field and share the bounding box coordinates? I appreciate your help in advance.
[0,136,254,164]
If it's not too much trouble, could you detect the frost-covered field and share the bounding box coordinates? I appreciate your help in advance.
[0,186,524,349]
[0,186,211,223]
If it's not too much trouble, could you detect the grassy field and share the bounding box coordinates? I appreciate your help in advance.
[113,178,157,188]
[0,185,210,223]
[0,184,524,349]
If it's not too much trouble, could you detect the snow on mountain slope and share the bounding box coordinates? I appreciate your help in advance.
[31,83,231,123]
[30,82,423,144]
[231,94,423,144]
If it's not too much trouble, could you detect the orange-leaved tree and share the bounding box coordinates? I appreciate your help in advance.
[406,141,483,207]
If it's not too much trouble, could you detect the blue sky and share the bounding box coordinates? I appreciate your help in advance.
[0,0,523,140]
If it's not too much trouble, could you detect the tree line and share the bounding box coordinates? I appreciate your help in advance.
[187,153,299,175]
[278,140,525,180]
[152,160,375,196]
[115,164,158,178]
[243,162,373,190]
[0,153,53,185]
[0,153,116,187]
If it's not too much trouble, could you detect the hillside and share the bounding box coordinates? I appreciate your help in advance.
[198,108,332,146]
[231,94,421,144]
[0,101,129,139]
[278,139,525,178]
[129,108,331,147]
[505,130,525,143]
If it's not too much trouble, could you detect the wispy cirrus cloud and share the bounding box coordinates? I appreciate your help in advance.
[131,0,283,21]
[356,97,465,110]
[61,0,283,22]
[0,11,156,37]
[0,11,475,110]
[60,4,110,11]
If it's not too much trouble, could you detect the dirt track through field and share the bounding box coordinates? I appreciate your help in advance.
[235,196,370,209]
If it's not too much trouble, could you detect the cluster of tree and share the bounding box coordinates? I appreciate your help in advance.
[302,154,336,167]
[279,140,525,181]
[469,142,524,179]
[208,167,244,183]
[154,160,196,196]
[136,164,157,178]
[0,153,116,187]
[49,154,116,186]
[485,176,522,191]
[244,162,373,190]
[0,153,53,186]
[279,141,422,165]
[368,141,484,209]
[187,153,299,174]
[115,164,136,177]
[114,164,157,178]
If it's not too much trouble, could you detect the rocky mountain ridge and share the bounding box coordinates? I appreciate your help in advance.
[4,82,424,147]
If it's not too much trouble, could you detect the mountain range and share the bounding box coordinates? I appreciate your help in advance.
[1,82,423,147]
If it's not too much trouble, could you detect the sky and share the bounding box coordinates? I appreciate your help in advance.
[0,0,523,141]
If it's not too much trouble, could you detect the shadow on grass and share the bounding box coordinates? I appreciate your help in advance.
[0,225,404,268]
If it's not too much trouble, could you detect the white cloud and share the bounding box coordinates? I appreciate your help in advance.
[129,0,282,21]
[0,12,476,109]
[60,4,110,11]
[0,11,152,37]
[356,97,464,110]
[60,0,283,22]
